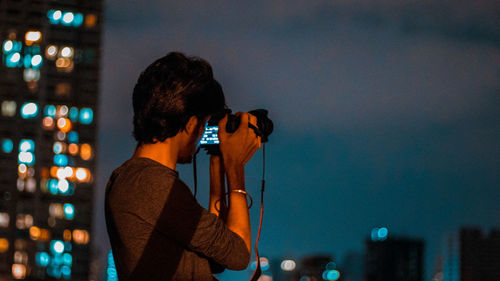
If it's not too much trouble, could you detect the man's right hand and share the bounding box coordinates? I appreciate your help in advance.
[218,112,261,168]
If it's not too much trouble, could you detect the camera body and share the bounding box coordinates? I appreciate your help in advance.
[199,109,273,155]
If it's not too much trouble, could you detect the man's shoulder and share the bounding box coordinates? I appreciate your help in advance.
[106,157,180,198]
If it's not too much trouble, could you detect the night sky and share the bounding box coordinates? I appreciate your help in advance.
[94,1,500,280]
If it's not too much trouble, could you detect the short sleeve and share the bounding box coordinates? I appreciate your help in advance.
[140,169,250,270]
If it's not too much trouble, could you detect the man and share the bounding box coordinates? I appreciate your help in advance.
[104,52,261,281]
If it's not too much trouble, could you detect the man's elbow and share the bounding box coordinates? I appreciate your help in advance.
[227,248,250,271]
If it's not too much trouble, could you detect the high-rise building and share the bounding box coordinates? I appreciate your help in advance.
[460,228,500,281]
[365,228,424,281]
[341,251,364,281]
[0,1,103,280]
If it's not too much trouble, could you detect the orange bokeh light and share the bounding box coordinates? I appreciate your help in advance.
[57,118,72,133]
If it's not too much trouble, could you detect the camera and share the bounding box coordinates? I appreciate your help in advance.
[199,109,273,154]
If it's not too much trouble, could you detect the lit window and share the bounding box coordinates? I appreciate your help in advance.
[31,54,43,68]
[25,177,36,192]
[49,203,64,218]
[63,204,74,220]
[29,226,41,240]
[5,52,22,68]
[63,229,72,241]
[36,252,50,267]
[58,105,69,117]
[18,152,35,165]
[68,144,79,155]
[62,265,71,279]
[17,178,25,191]
[25,31,42,45]
[12,264,26,279]
[56,83,71,96]
[46,45,58,59]
[1,139,14,153]
[53,142,66,154]
[79,108,93,124]
[0,238,8,253]
[85,14,97,27]
[47,10,62,24]
[58,179,70,193]
[18,164,27,175]
[15,214,33,229]
[72,229,89,244]
[69,107,78,121]
[50,240,65,254]
[20,102,39,118]
[19,139,35,152]
[60,46,74,58]
[80,143,93,160]
[75,167,90,182]
[43,116,55,129]
[57,118,72,133]
[47,179,59,195]
[54,154,68,167]
[3,40,13,52]
[63,166,73,178]
[1,100,16,117]
[57,131,66,141]
[62,12,74,25]
[23,68,41,82]
[68,131,78,143]
[63,253,72,266]
[44,105,56,117]
[55,57,74,72]
[0,212,10,228]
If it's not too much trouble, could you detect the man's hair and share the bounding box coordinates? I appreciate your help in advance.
[132,52,226,144]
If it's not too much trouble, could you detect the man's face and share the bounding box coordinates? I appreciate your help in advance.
[177,116,209,164]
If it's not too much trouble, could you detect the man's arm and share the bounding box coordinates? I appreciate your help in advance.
[218,113,261,254]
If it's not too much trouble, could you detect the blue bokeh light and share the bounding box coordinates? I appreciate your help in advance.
[1,139,13,153]
[79,108,93,124]
[20,102,39,118]
[50,240,65,254]
[69,107,79,121]
[36,252,50,267]
[63,203,75,220]
[54,154,68,167]
[68,131,78,143]
[45,105,56,117]
[19,139,35,152]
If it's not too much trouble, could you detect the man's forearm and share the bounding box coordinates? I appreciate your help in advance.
[225,164,251,253]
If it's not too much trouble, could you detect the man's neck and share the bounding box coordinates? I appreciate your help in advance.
[132,139,178,171]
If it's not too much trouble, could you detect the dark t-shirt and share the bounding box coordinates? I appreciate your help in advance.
[104,157,250,281]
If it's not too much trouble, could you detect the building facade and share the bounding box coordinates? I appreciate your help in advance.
[0,0,103,279]
[460,228,500,281]
[365,236,424,281]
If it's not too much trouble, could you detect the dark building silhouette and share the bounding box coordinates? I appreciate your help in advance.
[460,228,500,281]
[1,1,102,280]
[341,251,364,281]
[365,237,424,281]
[296,254,340,281]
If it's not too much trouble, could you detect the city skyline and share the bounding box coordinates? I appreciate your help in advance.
[1,1,103,280]
[96,1,500,280]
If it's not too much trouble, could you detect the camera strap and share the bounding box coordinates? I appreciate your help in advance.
[193,147,201,197]
[249,142,266,281]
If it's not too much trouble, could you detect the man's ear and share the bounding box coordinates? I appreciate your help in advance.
[185,116,199,135]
